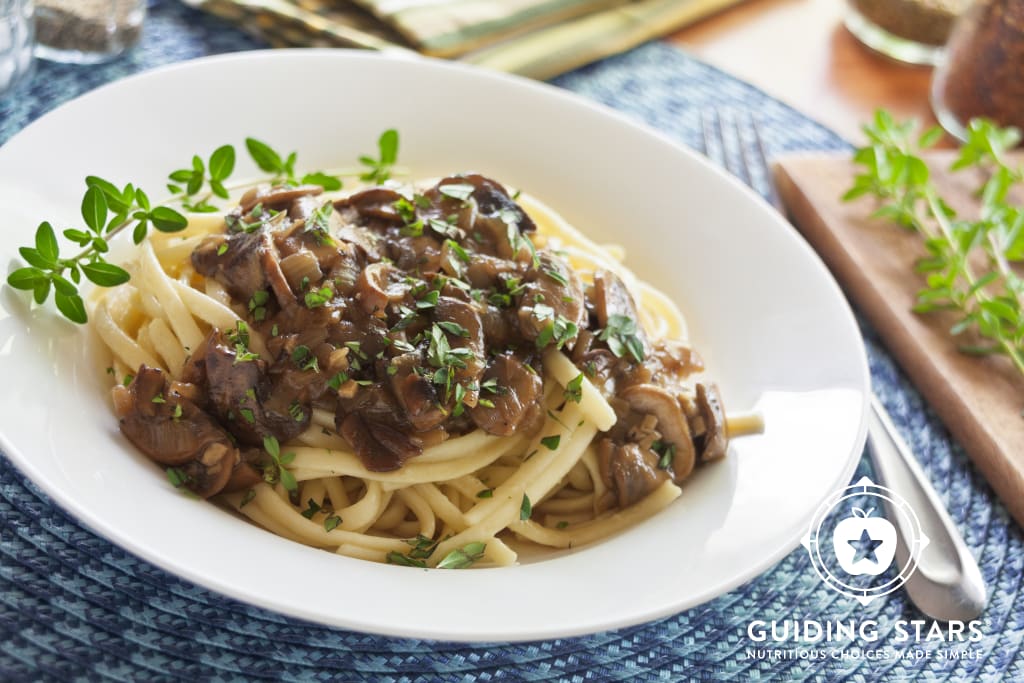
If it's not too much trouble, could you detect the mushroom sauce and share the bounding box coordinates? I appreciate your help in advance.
[111,174,728,510]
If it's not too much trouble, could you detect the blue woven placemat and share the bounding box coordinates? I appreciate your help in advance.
[2,2,1022,681]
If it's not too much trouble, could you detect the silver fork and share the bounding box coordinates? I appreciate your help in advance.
[700,110,986,621]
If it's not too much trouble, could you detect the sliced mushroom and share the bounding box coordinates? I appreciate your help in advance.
[428,174,536,259]
[620,383,696,482]
[220,448,266,494]
[114,365,238,498]
[198,330,311,447]
[388,352,446,432]
[695,382,728,462]
[339,413,422,472]
[238,183,323,214]
[343,187,406,224]
[259,232,300,312]
[180,442,238,498]
[596,438,670,509]
[469,352,544,436]
[517,251,586,345]
[433,296,486,389]
[355,262,409,317]
[591,269,650,358]
[192,229,269,302]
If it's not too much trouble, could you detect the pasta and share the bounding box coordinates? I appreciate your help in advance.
[98,172,760,569]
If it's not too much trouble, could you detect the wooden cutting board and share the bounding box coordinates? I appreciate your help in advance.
[774,153,1024,528]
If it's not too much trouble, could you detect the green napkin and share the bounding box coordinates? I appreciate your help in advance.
[183,0,746,78]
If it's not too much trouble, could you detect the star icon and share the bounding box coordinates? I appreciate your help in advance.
[848,529,884,564]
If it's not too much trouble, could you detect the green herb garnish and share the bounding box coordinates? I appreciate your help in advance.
[439,183,474,202]
[263,435,297,493]
[359,129,399,184]
[520,493,532,521]
[598,314,644,363]
[563,373,583,404]
[436,541,486,569]
[7,132,377,324]
[301,498,322,519]
[845,110,1024,382]
[540,435,561,450]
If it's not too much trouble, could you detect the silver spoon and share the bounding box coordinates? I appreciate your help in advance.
[867,394,987,621]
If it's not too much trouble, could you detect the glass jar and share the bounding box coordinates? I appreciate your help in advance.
[931,0,1024,141]
[0,0,34,96]
[845,0,970,66]
[34,0,145,64]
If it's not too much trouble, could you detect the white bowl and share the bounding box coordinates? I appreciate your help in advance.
[0,50,868,641]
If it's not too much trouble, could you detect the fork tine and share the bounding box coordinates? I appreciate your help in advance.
[721,109,752,187]
[750,117,783,212]
[700,110,724,167]
[701,109,783,213]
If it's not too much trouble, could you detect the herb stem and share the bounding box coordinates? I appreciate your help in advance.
[923,187,1024,376]
[845,111,1024,396]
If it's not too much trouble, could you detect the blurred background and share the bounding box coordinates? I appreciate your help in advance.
[2,0,1021,143]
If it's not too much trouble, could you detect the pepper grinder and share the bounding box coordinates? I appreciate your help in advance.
[931,0,1024,140]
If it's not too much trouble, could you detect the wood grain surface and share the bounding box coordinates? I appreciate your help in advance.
[774,153,1024,526]
[669,0,939,143]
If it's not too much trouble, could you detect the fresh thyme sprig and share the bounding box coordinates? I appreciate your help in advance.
[359,128,399,184]
[168,144,236,212]
[5,130,400,325]
[6,180,189,322]
[844,110,1024,381]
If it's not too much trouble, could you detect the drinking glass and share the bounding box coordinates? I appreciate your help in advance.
[35,0,145,64]
[0,0,34,97]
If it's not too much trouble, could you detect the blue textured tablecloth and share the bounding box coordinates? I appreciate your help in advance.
[1,2,1022,681]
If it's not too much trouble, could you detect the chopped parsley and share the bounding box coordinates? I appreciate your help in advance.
[248,290,269,322]
[386,534,438,567]
[263,435,297,493]
[436,541,486,569]
[520,493,533,521]
[534,309,579,350]
[301,498,322,519]
[227,321,259,363]
[166,467,188,488]
[436,321,470,337]
[291,345,319,372]
[563,373,583,404]
[304,285,333,308]
[540,435,561,450]
[393,196,424,237]
[543,267,568,286]
[653,440,676,470]
[438,183,474,201]
[599,314,645,363]
[305,202,337,246]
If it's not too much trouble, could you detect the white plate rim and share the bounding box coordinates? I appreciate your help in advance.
[0,49,870,641]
